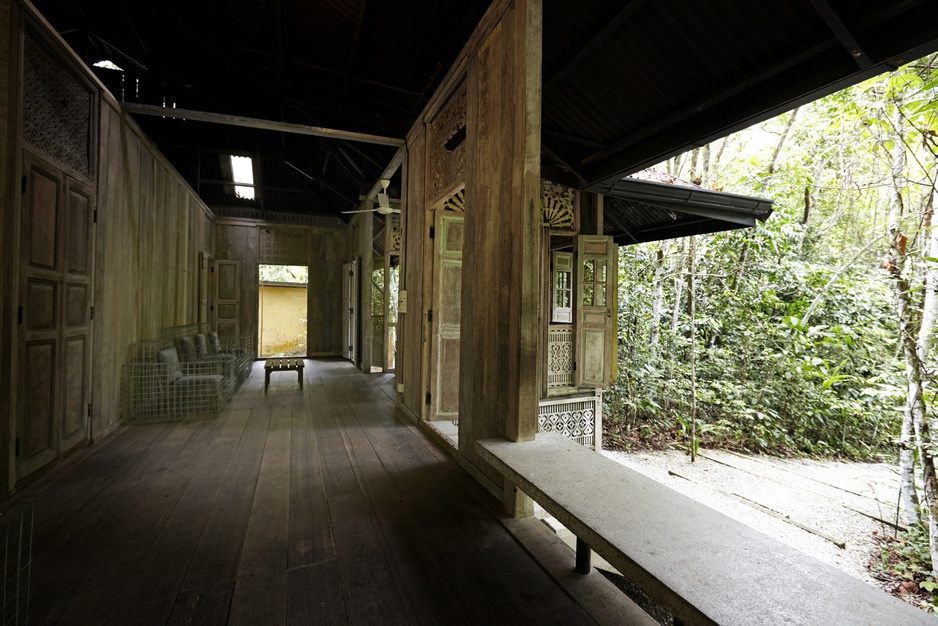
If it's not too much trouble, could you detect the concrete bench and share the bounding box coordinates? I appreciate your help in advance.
[477,433,931,626]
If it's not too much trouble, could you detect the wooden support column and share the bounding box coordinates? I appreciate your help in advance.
[0,0,15,498]
[459,0,542,492]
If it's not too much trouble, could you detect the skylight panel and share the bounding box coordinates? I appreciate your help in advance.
[93,60,123,71]
[230,155,255,200]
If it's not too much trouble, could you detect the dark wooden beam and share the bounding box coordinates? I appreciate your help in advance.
[808,0,873,69]
[122,103,404,147]
[544,0,648,90]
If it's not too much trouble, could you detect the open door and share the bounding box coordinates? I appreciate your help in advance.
[575,235,617,388]
[428,211,463,421]
[342,259,358,363]
[215,260,240,338]
[17,153,94,479]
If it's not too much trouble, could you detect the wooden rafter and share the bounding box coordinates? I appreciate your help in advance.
[808,0,872,69]
[122,103,404,147]
[544,0,648,90]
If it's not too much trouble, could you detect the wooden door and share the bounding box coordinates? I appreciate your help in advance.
[198,252,212,324]
[18,154,94,478]
[575,235,617,388]
[342,259,358,362]
[215,260,240,338]
[428,212,463,421]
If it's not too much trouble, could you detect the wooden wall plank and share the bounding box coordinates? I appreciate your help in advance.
[400,131,427,418]
[92,99,216,436]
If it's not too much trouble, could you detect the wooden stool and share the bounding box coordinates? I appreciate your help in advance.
[264,358,304,392]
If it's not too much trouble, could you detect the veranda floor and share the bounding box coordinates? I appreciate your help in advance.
[10,359,647,625]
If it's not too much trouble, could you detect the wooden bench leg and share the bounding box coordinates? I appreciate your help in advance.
[297,368,303,389]
[265,370,271,392]
[576,537,591,575]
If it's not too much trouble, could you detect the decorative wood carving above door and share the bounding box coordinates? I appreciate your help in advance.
[427,81,467,206]
[541,181,576,230]
[23,31,94,179]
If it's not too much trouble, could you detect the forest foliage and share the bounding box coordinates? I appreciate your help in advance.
[606,54,938,461]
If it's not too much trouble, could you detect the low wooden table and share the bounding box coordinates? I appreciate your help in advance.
[264,358,304,392]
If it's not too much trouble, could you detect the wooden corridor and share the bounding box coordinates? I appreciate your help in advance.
[10,359,645,626]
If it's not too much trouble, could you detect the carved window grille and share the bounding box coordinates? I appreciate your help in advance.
[23,31,93,177]
[547,326,574,388]
[258,228,309,265]
[541,180,575,230]
[538,396,599,447]
[388,213,402,253]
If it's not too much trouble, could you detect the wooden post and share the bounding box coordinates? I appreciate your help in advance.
[459,0,543,500]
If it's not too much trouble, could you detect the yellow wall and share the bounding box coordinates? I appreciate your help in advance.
[258,285,308,356]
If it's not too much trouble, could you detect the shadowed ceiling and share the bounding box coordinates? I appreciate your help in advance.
[31,0,938,223]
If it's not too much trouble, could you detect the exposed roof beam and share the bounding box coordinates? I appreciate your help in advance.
[353,147,405,212]
[122,103,404,147]
[808,0,873,69]
[544,0,648,90]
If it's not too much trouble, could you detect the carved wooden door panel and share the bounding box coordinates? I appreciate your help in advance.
[215,260,240,338]
[428,212,463,421]
[18,154,94,478]
[575,235,617,388]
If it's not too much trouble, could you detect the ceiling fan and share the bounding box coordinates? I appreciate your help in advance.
[343,179,401,215]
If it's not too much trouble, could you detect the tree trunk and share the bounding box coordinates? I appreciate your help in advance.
[885,96,924,530]
[649,243,667,358]
[688,236,698,462]
[671,239,686,335]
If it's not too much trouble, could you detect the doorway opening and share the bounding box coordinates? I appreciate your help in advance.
[258,264,308,358]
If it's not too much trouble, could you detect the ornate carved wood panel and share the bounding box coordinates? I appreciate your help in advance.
[23,31,93,178]
[547,326,574,389]
[541,180,575,229]
[427,82,467,205]
[441,187,465,213]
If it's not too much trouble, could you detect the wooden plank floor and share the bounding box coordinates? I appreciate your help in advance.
[10,359,644,625]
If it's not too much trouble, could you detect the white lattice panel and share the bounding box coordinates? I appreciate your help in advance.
[538,396,600,447]
[547,326,574,388]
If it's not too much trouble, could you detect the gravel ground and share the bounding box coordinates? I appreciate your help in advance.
[601,447,902,586]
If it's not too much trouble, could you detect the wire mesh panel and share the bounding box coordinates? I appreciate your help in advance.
[121,356,224,423]
[0,503,33,626]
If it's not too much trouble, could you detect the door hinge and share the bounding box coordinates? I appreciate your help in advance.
[211,266,215,273]
[427,309,433,322]
[93,209,98,224]
[21,175,26,195]
[17,306,23,325]
[90,306,94,321]
[348,344,353,353]
[15,438,19,457]
[87,403,92,418]
[429,226,435,239]
[425,391,431,405]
